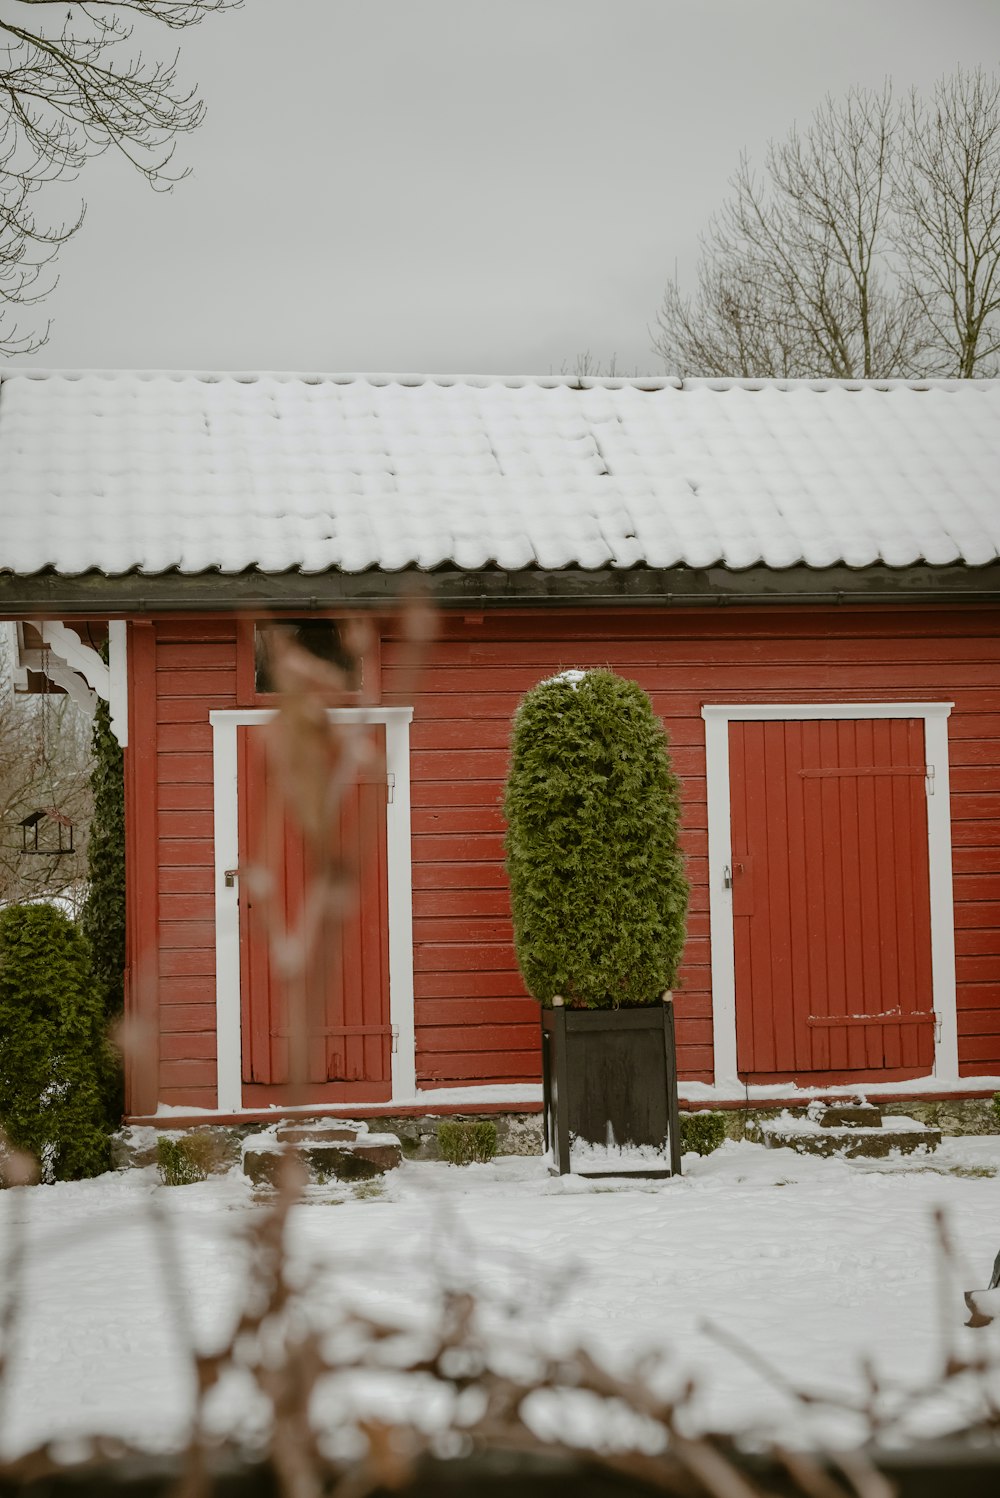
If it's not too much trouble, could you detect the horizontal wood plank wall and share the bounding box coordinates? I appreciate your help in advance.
[382,605,1000,1088]
[143,604,999,1107]
[154,619,239,1107]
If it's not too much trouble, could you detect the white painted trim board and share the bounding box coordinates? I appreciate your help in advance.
[209,706,415,1112]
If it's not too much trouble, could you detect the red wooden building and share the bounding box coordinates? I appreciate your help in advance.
[1,371,998,1119]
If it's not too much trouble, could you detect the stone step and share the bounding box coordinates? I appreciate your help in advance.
[819,1104,882,1129]
[274,1123,359,1144]
[243,1132,403,1186]
[754,1115,941,1159]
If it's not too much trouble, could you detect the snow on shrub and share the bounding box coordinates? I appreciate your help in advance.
[503,669,688,1009]
[0,903,112,1180]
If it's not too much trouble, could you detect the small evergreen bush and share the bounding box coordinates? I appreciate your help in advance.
[437,1119,498,1165]
[504,670,688,1008]
[992,1092,1000,1127]
[156,1133,217,1185]
[680,1111,727,1156]
[0,904,112,1180]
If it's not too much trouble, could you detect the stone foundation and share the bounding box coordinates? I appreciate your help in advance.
[111,1097,1000,1176]
[724,1097,999,1141]
[112,1112,547,1173]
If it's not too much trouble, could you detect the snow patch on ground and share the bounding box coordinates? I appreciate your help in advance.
[684,1076,1000,1102]
[2,1136,1000,1459]
[153,1084,546,1116]
[565,1138,673,1174]
[760,1110,929,1137]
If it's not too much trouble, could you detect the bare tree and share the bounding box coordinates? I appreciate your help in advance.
[0,689,92,909]
[0,0,237,353]
[654,69,1000,380]
[655,236,812,380]
[897,68,1000,378]
[0,633,91,907]
[560,350,643,379]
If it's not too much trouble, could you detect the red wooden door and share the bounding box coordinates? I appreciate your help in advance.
[729,718,935,1083]
[237,723,392,1101]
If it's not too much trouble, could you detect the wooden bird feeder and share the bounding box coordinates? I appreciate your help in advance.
[19,808,75,856]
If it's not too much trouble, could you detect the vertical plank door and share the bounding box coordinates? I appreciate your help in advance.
[729,718,935,1083]
[237,722,392,1100]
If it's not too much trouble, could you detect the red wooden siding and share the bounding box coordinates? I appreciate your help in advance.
[385,605,999,1089]
[127,605,1000,1113]
[151,620,238,1108]
[729,717,935,1083]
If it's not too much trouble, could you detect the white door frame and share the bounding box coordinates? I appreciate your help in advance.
[702,702,957,1087]
[209,706,415,1112]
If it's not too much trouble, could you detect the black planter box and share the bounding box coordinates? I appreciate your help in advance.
[540,998,682,1177]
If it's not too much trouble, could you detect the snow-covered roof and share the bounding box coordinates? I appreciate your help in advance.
[0,371,998,576]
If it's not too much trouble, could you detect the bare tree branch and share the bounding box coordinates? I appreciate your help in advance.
[0,0,238,353]
[897,68,1000,377]
[0,683,93,909]
[654,70,1000,380]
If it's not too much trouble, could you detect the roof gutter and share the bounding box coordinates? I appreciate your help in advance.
[0,564,998,615]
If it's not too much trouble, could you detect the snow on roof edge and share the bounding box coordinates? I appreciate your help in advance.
[0,368,997,394]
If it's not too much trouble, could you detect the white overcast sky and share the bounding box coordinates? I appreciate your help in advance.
[12,0,1000,376]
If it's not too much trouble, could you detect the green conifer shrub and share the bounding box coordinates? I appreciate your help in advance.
[504,670,688,1009]
[0,904,112,1180]
[679,1111,727,1156]
[437,1119,498,1165]
[156,1133,217,1185]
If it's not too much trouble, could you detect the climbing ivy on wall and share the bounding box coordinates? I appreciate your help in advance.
[80,691,126,1127]
[81,694,126,1025]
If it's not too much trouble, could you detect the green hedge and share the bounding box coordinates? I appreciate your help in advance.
[0,904,112,1180]
[437,1120,498,1165]
[156,1134,217,1186]
[503,670,688,1009]
[680,1112,727,1156]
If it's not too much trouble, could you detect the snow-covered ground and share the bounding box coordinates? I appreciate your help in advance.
[2,1136,1000,1459]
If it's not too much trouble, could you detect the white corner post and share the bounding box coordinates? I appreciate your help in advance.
[210,706,416,1113]
[702,702,957,1089]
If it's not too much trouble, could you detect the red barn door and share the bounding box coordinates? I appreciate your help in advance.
[237,723,392,1103]
[729,718,935,1084]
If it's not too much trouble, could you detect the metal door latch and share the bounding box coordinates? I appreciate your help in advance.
[224,868,238,888]
[723,864,733,890]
